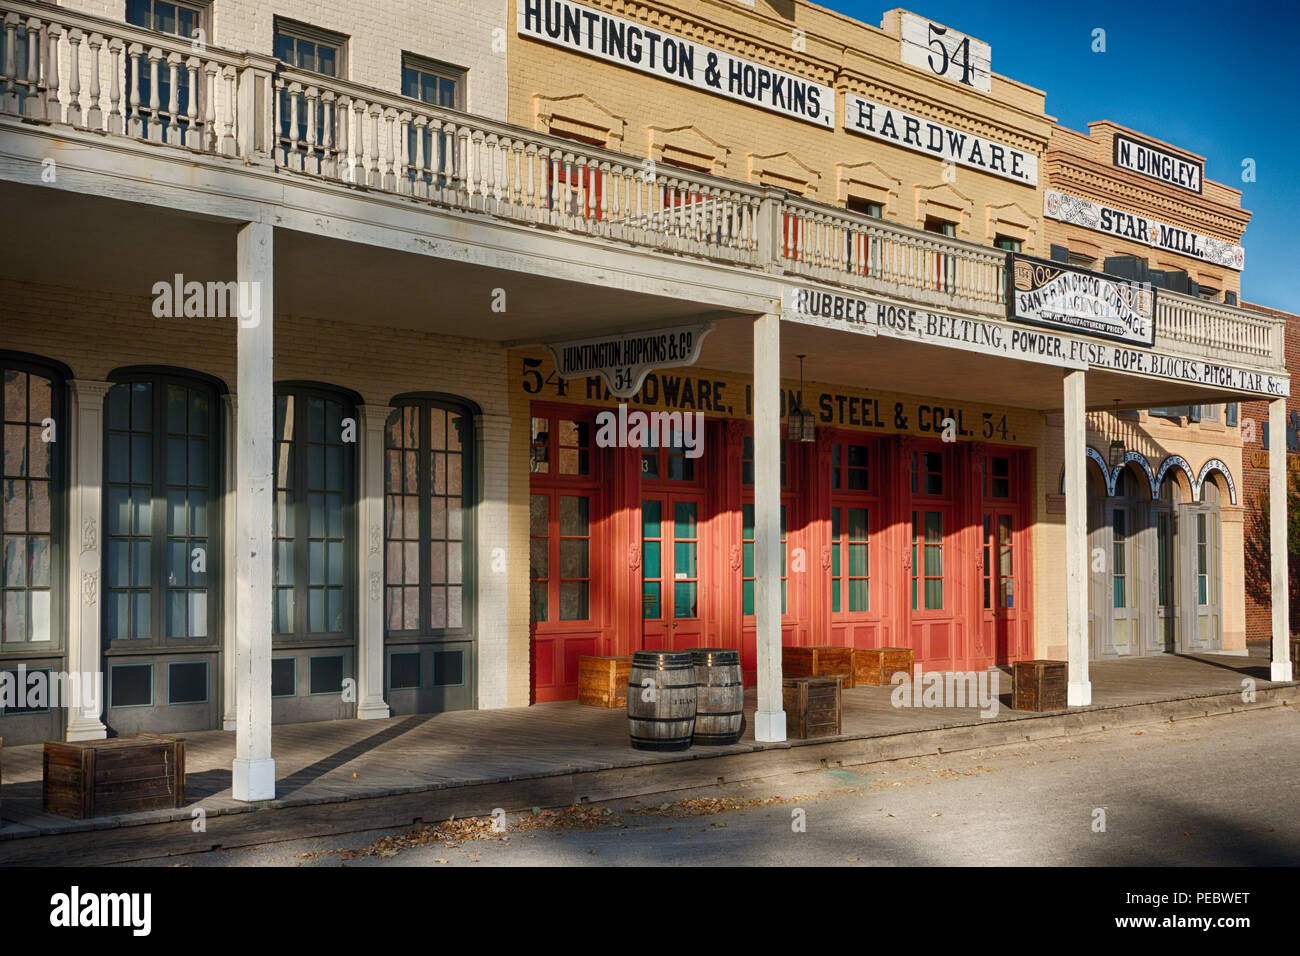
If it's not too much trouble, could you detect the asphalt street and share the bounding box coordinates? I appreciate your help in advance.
[122,706,1300,867]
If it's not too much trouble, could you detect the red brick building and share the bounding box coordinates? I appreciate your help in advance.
[1241,302,1300,641]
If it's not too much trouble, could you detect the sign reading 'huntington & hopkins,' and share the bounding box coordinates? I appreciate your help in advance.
[1008,255,1155,347]
[547,324,713,399]
[518,0,834,127]
[843,94,1037,185]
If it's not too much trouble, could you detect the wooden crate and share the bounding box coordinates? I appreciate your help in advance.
[1013,660,1067,711]
[578,655,633,708]
[782,646,855,689]
[783,676,842,739]
[853,647,915,687]
[43,734,185,819]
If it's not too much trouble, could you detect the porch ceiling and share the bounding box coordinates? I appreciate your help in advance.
[0,181,738,340]
[0,181,1253,412]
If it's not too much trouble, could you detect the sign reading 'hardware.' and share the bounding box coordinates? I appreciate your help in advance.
[518,0,834,127]
[1045,190,1244,271]
[844,95,1037,185]
[1008,255,1155,347]
[547,324,713,399]
[782,285,1287,397]
[1113,133,1202,193]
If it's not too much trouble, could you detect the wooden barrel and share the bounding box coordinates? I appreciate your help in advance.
[627,650,697,751]
[687,647,745,746]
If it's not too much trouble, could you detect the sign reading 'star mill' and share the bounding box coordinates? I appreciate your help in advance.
[1008,255,1155,347]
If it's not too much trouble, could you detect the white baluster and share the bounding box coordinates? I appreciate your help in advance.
[366,102,381,187]
[145,47,162,142]
[221,64,236,156]
[287,81,302,171]
[383,107,398,191]
[398,110,413,195]
[44,23,62,124]
[126,42,143,136]
[2,14,18,114]
[106,38,124,134]
[164,52,182,145]
[87,33,106,130]
[23,17,40,119]
[304,86,319,174]
[65,27,84,126]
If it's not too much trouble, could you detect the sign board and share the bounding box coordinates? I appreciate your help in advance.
[782,284,1288,397]
[1113,133,1202,193]
[844,94,1037,185]
[899,12,992,93]
[1008,255,1155,347]
[1044,190,1245,271]
[518,0,834,128]
[546,324,714,399]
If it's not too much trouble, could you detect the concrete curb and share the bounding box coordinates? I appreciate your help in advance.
[1,682,1294,865]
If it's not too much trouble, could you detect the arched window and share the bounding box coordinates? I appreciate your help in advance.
[272,383,359,640]
[384,396,476,636]
[2,354,67,649]
[103,370,222,645]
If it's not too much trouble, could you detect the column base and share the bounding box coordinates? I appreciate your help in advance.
[357,698,391,720]
[753,709,786,742]
[1270,661,1294,682]
[232,757,276,802]
[65,716,107,742]
[222,713,236,732]
[1067,681,1092,706]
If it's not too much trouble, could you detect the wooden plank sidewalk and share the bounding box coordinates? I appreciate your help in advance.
[0,646,1289,851]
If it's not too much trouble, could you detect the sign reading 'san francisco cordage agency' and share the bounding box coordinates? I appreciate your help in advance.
[1044,190,1245,271]
[1008,255,1155,347]
[518,0,834,127]
[1113,133,1203,193]
[547,324,713,399]
[843,95,1037,185]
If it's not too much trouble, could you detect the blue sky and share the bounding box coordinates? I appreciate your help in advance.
[826,0,1300,313]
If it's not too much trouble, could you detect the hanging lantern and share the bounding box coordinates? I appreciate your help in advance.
[1108,400,1125,467]
[789,354,817,442]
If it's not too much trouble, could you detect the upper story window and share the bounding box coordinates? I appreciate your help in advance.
[846,198,883,218]
[1068,253,1096,271]
[127,0,207,39]
[924,217,957,238]
[911,449,945,496]
[274,19,347,77]
[994,235,1021,253]
[3,357,64,649]
[402,55,466,111]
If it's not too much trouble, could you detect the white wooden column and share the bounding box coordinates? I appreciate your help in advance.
[1270,398,1294,681]
[355,404,392,719]
[64,380,110,742]
[232,221,275,801]
[476,412,511,709]
[221,392,238,730]
[1064,369,1091,705]
[753,312,786,741]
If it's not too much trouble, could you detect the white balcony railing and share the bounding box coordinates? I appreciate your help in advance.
[0,0,1285,373]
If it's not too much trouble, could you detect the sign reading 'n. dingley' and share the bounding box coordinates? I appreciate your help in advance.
[519,0,833,127]
[547,324,713,399]
[1008,255,1155,347]
[782,285,1288,397]
[1114,133,1203,194]
[1045,190,1245,271]
[843,95,1037,185]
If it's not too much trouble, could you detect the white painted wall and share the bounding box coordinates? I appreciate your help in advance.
[56,0,509,119]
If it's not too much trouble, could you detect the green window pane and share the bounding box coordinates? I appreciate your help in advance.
[849,543,868,577]
[742,504,754,539]
[642,581,660,619]
[925,577,943,610]
[641,500,661,538]
[643,540,661,579]
[674,540,697,578]
[742,541,753,578]
[674,581,697,618]
[848,578,869,612]
[674,501,697,538]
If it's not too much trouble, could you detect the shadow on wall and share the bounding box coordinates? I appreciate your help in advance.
[1243,467,1300,634]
